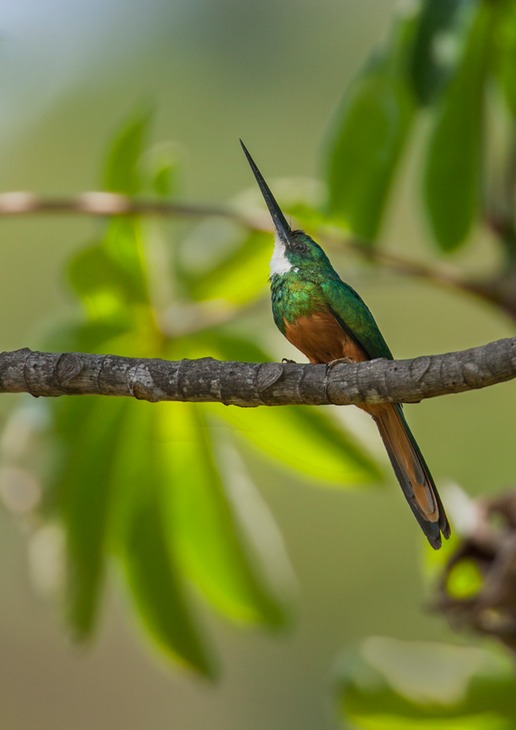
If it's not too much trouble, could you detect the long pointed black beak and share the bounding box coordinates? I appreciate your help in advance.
[240,140,292,245]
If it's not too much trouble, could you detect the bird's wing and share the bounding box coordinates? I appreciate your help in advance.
[320,278,393,361]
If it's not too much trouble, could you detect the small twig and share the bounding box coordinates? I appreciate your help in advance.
[0,191,260,226]
[340,236,477,299]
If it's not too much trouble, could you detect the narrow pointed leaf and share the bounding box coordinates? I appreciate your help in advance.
[422,3,493,251]
[51,396,129,638]
[158,403,293,626]
[325,15,416,241]
[409,0,470,105]
[177,337,381,486]
[190,335,381,486]
[212,404,382,486]
[493,3,516,120]
[114,402,216,676]
[121,496,216,677]
[104,105,153,194]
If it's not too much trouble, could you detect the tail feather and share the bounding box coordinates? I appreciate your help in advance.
[368,403,450,549]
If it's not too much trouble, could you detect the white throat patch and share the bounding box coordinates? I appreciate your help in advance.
[269,233,292,276]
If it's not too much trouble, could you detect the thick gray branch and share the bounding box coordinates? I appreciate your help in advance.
[0,339,515,406]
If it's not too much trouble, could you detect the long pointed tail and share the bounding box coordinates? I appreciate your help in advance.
[368,403,450,549]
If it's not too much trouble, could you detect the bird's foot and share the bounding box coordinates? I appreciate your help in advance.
[282,358,297,364]
[325,357,353,375]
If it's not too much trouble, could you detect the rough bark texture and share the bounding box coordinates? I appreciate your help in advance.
[0,337,515,406]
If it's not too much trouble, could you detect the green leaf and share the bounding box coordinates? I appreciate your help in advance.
[68,242,136,321]
[409,0,470,105]
[446,558,484,599]
[45,320,131,353]
[493,2,516,120]
[103,104,153,194]
[147,148,181,198]
[211,404,382,487]
[153,160,175,197]
[422,2,493,251]
[68,220,151,323]
[337,637,516,728]
[188,336,381,487]
[103,219,150,303]
[158,403,293,626]
[190,330,272,363]
[72,107,171,339]
[188,230,270,305]
[324,13,416,242]
[112,401,216,676]
[121,492,216,677]
[46,394,217,673]
[51,396,130,638]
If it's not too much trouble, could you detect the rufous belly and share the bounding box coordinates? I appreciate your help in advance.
[284,310,368,364]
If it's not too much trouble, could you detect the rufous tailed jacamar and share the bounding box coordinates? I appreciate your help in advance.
[241,141,450,549]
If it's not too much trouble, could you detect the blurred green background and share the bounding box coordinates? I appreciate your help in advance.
[0,1,515,729]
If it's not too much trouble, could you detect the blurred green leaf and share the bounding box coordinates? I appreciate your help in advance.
[153,161,175,197]
[182,334,381,487]
[158,403,293,626]
[181,332,379,479]
[68,220,151,332]
[103,104,153,194]
[68,241,136,320]
[189,230,270,305]
[50,377,293,667]
[337,637,516,728]
[111,401,216,676]
[409,0,469,105]
[103,219,150,301]
[51,396,129,638]
[493,2,516,120]
[148,149,180,198]
[213,404,382,487]
[53,322,133,355]
[192,330,271,363]
[422,2,493,251]
[24,99,394,680]
[324,12,416,242]
[120,491,216,677]
[446,558,484,599]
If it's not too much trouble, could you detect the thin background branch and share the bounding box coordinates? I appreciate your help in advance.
[0,191,487,307]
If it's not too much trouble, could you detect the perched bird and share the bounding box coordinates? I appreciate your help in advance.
[241,140,450,549]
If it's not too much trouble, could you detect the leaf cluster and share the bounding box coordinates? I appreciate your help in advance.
[325,0,516,255]
[336,637,516,729]
[5,107,380,676]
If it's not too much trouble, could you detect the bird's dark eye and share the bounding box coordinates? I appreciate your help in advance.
[293,241,307,253]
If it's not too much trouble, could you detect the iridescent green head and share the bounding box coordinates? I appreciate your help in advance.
[240,140,332,276]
